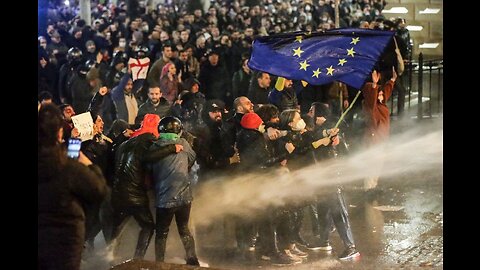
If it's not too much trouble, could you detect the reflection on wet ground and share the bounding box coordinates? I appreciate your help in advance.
[82,170,443,270]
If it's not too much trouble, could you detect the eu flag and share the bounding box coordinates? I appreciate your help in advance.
[248,28,395,89]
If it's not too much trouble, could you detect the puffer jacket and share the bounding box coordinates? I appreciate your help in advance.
[149,137,196,208]
[112,133,176,208]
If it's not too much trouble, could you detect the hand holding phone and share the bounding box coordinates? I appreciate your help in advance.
[67,138,82,159]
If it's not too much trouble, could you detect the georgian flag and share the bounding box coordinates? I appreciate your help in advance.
[128,57,150,81]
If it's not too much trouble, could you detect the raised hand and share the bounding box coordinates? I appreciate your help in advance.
[391,66,397,81]
[372,70,380,84]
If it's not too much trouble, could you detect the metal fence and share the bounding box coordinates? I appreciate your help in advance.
[390,53,443,119]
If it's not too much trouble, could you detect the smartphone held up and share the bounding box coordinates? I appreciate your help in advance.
[67,138,82,159]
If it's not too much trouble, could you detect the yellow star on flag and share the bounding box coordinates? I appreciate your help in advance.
[347,47,356,57]
[338,59,347,66]
[293,47,304,57]
[312,68,322,78]
[299,60,310,71]
[295,36,303,43]
[326,65,335,76]
[350,37,360,45]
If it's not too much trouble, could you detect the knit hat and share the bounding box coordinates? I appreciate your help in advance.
[131,114,161,138]
[240,112,263,130]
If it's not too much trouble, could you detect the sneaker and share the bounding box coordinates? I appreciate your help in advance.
[260,254,271,261]
[289,245,308,258]
[293,236,310,248]
[248,237,257,251]
[338,246,360,261]
[306,239,333,251]
[283,250,303,264]
[270,252,297,266]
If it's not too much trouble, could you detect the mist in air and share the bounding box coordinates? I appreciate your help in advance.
[191,117,442,225]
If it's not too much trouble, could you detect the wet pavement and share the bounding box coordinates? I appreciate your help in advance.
[82,169,443,270]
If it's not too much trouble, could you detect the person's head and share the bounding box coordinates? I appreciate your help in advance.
[132,114,161,138]
[38,36,47,49]
[162,44,173,59]
[111,51,127,70]
[359,21,370,29]
[38,91,53,105]
[183,77,200,93]
[148,86,162,105]
[38,103,64,147]
[255,104,280,124]
[161,63,175,78]
[241,58,250,73]
[395,17,407,29]
[50,31,61,44]
[240,112,265,133]
[85,40,96,53]
[207,50,219,66]
[160,31,170,42]
[284,78,293,88]
[158,116,183,134]
[233,96,254,114]
[279,109,305,131]
[205,99,225,123]
[59,104,75,122]
[196,35,206,48]
[180,30,190,42]
[134,45,149,59]
[178,49,188,62]
[308,102,330,126]
[118,37,127,48]
[257,72,271,88]
[67,47,83,65]
[107,119,129,138]
[124,78,133,94]
[73,28,83,39]
[92,114,104,134]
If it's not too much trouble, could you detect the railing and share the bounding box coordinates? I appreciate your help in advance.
[390,53,443,119]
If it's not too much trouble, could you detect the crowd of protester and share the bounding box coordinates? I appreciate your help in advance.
[38,0,412,269]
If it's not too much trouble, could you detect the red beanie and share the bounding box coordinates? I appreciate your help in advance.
[131,114,160,138]
[240,112,263,130]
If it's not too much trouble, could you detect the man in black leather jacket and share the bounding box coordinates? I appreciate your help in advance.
[110,114,182,259]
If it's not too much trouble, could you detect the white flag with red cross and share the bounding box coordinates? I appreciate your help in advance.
[128,57,150,81]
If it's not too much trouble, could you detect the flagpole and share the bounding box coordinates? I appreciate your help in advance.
[334,90,361,129]
[335,0,340,28]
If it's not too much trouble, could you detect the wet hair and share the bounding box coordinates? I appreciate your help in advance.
[38,91,53,102]
[38,104,64,147]
[310,102,331,118]
[255,104,279,123]
[107,119,129,138]
[279,109,298,130]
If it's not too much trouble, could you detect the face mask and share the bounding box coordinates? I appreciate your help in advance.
[293,119,306,131]
[258,124,266,133]
[119,41,126,48]
[142,25,149,32]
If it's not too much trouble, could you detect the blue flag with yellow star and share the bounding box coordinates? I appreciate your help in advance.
[248,28,395,89]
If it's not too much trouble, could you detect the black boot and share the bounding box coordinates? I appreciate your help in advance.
[180,234,199,266]
[186,257,200,266]
[134,226,154,259]
[155,232,168,262]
